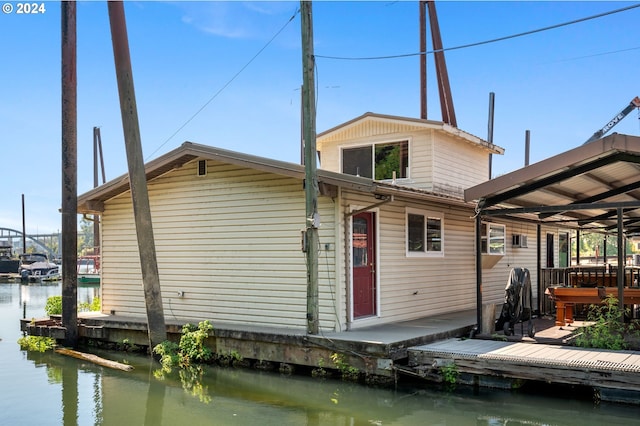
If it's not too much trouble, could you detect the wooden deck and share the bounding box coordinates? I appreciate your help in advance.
[407,338,640,404]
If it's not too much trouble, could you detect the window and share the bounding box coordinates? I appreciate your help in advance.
[559,232,569,267]
[481,222,505,255]
[343,141,408,180]
[406,208,443,256]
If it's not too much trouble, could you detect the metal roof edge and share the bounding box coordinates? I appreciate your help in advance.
[464,133,640,203]
[78,142,474,212]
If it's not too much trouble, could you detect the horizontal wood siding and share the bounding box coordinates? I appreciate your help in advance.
[101,160,338,331]
[407,132,433,191]
[480,221,540,310]
[433,135,490,192]
[340,190,478,327]
[319,120,423,146]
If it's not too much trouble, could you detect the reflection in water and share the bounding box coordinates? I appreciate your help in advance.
[3,282,640,425]
[62,362,78,426]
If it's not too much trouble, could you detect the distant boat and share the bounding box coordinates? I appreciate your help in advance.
[77,255,100,284]
[19,253,59,283]
[0,243,20,275]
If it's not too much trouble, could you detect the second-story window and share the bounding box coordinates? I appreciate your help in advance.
[342,141,408,180]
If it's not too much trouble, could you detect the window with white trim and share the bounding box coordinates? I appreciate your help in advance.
[481,222,505,255]
[342,140,409,180]
[406,208,443,256]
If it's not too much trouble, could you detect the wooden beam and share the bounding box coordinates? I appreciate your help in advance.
[108,1,167,348]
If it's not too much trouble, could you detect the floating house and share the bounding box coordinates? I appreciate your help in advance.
[77,112,578,333]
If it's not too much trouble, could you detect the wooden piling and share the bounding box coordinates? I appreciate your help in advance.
[61,0,78,348]
[107,1,167,348]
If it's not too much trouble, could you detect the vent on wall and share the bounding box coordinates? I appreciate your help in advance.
[512,234,528,248]
[197,159,207,177]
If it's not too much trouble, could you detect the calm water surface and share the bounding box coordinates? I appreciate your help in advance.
[1,282,639,425]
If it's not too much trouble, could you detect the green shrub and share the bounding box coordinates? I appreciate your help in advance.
[18,335,57,352]
[179,321,213,363]
[79,297,101,312]
[44,296,62,316]
[330,352,360,381]
[575,295,628,350]
[440,362,459,385]
[45,295,101,315]
[153,320,214,370]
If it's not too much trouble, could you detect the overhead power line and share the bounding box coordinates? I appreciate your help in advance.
[147,7,300,160]
[316,3,640,61]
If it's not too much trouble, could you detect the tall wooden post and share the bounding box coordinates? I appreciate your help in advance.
[301,0,319,335]
[108,1,167,348]
[61,0,78,347]
[427,1,457,127]
[92,127,100,251]
[617,208,625,323]
[475,214,482,333]
[419,1,427,119]
[21,194,26,254]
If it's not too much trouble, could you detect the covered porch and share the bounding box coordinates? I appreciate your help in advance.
[465,133,640,332]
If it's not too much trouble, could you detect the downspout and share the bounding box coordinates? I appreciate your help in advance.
[343,208,351,331]
[343,195,393,331]
[475,211,482,334]
[537,223,542,315]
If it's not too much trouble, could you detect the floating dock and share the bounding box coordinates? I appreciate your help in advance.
[20,310,640,404]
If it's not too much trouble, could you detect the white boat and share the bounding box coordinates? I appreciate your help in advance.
[19,253,59,282]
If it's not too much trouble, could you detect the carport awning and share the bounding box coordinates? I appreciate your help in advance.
[464,133,640,235]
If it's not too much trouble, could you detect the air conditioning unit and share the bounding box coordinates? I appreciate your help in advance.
[512,234,528,248]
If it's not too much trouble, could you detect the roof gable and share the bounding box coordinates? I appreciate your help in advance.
[318,112,503,154]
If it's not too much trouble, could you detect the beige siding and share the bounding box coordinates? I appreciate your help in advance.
[433,134,490,193]
[478,222,566,314]
[339,190,478,328]
[101,160,338,331]
[480,221,540,309]
[318,121,489,193]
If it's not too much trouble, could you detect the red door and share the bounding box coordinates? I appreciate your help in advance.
[352,212,376,318]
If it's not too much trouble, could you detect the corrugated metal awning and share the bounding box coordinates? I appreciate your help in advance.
[464,133,640,234]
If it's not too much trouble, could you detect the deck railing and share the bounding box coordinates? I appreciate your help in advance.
[540,266,640,316]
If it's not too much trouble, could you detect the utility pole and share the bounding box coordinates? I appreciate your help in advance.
[92,127,106,252]
[61,0,78,347]
[427,1,457,127]
[300,0,319,335]
[419,1,427,119]
[108,1,167,348]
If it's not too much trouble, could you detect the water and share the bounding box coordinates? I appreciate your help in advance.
[1,282,639,426]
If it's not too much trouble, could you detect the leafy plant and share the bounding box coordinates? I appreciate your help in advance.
[117,338,141,352]
[575,295,630,350]
[153,320,214,370]
[44,296,62,316]
[45,295,101,315]
[330,352,360,381]
[440,362,459,385]
[18,335,57,352]
[79,297,101,313]
[179,321,213,363]
[311,357,328,378]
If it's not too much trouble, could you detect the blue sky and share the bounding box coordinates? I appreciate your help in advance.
[1,1,639,234]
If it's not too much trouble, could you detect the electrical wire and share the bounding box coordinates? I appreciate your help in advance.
[316,3,640,61]
[146,7,301,160]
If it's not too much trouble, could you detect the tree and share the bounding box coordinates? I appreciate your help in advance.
[78,217,95,255]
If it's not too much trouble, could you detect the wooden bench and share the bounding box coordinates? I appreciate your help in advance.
[545,286,640,326]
